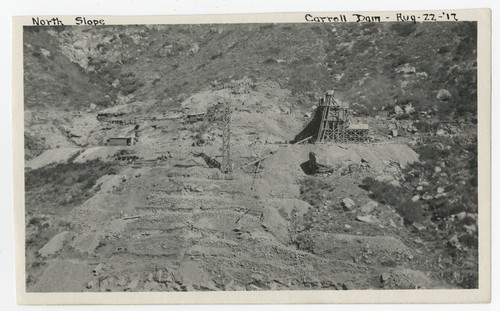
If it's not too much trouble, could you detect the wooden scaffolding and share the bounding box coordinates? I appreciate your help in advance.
[316,90,369,143]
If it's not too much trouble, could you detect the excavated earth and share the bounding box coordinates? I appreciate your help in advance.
[24,80,454,292]
[25,140,452,292]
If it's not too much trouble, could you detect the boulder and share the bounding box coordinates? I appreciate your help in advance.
[163,271,174,283]
[437,187,445,194]
[360,201,378,214]
[411,195,420,202]
[422,194,433,200]
[389,180,401,188]
[189,43,200,54]
[416,72,428,78]
[448,234,460,249]
[356,215,380,223]
[453,211,467,220]
[435,192,447,199]
[147,273,154,282]
[436,129,447,136]
[381,272,391,282]
[389,219,398,228]
[40,48,51,58]
[376,175,394,183]
[394,106,404,115]
[434,166,442,173]
[413,222,426,231]
[464,224,477,234]
[396,63,416,75]
[404,104,415,114]
[341,198,356,211]
[436,89,452,101]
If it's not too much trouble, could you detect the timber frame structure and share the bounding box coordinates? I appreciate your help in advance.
[316,90,369,143]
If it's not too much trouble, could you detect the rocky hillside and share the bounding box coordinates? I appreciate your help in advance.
[24,22,476,114]
[23,22,477,158]
[33,23,478,104]
[23,21,479,292]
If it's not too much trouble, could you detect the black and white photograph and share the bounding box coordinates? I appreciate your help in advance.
[13,9,491,304]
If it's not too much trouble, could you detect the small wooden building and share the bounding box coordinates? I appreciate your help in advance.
[107,137,134,146]
[186,112,206,123]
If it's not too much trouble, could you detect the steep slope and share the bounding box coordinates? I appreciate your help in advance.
[23,27,113,110]
[25,22,477,112]
[23,22,479,291]
[23,22,477,158]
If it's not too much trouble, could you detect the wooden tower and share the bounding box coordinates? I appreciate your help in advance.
[316,90,349,143]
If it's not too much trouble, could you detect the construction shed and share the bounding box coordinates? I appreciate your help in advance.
[107,137,134,146]
[186,112,206,123]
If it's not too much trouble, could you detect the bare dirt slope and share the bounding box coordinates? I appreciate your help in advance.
[24,77,457,292]
[23,22,478,292]
[26,140,449,292]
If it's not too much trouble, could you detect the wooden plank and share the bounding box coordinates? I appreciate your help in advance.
[294,135,313,145]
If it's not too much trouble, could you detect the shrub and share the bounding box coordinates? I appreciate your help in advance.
[396,200,424,224]
[352,39,371,54]
[25,160,118,206]
[311,25,323,35]
[438,46,451,54]
[300,177,337,208]
[402,140,478,222]
[210,52,223,60]
[390,23,418,36]
[302,56,314,64]
[414,120,440,133]
[293,232,315,253]
[457,271,478,289]
[121,79,144,95]
[96,97,113,108]
[459,234,478,249]
[361,177,403,206]
[27,216,45,227]
[361,177,424,224]
[264,58,277,64]
[60,85,72,97]
[267,47,281,55]
[259,24,275,30]
[462,216,476,226]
